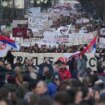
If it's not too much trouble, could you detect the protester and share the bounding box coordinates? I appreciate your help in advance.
[35,80,48,96]
[0,99,10,105]
[54,91,71,105]
[4,50,14,66]
[47,73,61,96]
[13,58,22,69]
[58,62,72,80]
[38,58,53,80]
[0,53,105,105]
[38,96,53,105]
[23,65,38,82]
[0,60,6,87]
[77,54,87,77]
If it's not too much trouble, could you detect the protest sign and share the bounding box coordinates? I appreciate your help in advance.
[13,28,27,38]
[18,30,94,47]
[99,37,105,48]
[19,38,40,47]
[12,20,27,28]
[65,33,94,45]
[28,7,41,16]
[28,13,49,31]
[76,18,89,24]
[43,30,94,45]
[100,28,105,36]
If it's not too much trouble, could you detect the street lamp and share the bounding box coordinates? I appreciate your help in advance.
[36,0,48,4]
[37,0,40,4]
[41,0,44,2]
[34,0,53,9]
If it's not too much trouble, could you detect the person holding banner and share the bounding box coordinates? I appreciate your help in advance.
[58,62,72,80]
[67,57,78,79]
[4,50,14,67]
[77,54,87,77]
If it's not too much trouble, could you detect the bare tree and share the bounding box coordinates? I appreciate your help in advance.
[79,0,105,20]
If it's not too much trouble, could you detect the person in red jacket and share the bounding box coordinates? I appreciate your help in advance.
[58,62,72,80]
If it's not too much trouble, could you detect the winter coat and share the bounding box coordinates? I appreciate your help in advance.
[58,68,72,80]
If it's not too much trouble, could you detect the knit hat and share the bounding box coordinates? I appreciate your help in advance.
[52,72,62,81]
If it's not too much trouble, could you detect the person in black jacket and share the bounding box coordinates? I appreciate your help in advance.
[0,60,6,87]
[4,50,14,66]
[67,57,78,79]
[38,58,53,80]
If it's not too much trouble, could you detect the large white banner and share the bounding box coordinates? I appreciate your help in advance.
[13,52,97,71]
[43,31,94,45]
[56,33,94,45]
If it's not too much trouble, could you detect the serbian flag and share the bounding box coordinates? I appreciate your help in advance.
[68,36,97,58]
[79,36,97,55]
[0,35,17,57]
[60,36,97,63]
[91,42,96,53]
[0,35,17,48]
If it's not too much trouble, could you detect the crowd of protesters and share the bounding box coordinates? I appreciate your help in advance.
[17,13,103,54]
[19,44,83,53]
[0,50,105,105]
[0,4,105,105]
[19,43,103,53]
[51,14,99,32]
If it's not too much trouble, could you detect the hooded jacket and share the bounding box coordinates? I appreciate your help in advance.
[58,68,72,80]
